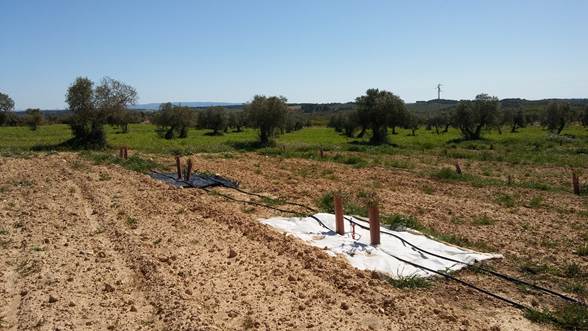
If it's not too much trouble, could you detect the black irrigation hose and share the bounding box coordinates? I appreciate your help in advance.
[224,185,319,213]
[377,246,530,310]
[348,215,586,306]
[200,187,305,215]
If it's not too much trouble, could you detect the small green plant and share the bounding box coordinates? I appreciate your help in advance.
[11,179,34,187]
[519,261,549,275]
[386,275,431,289]
[382,214,423,231]
[450,217,464,225]
[98,173,111,181]
[0,228,8,235]
[472,215,495,226]
[561,262,584,278]
[80,152,161,173]
[576,243,588,256]
[69,159,88,170]
[31,245,43,252]
[495,193,516,208]
[126,216,138,229]
[260,196,286,206]
[525,304,588,330]
[332,155,368,168]
[562,282,586,294]
[421,185,434,194]
[432,167,462,180]
[527,196,543,208]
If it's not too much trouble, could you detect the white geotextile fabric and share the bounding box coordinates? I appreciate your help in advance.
[261,213,502,278]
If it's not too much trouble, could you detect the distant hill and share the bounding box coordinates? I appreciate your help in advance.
[130,102,242,110]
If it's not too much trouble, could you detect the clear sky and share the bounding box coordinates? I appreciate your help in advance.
[1,0,587,109]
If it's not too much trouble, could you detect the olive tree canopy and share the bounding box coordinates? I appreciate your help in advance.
[355,88,407,144]
[66,76,138,148]
[452,93,500,140]
[246,95,288,145]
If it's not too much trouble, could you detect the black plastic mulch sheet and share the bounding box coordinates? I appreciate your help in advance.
[150,172,239,189]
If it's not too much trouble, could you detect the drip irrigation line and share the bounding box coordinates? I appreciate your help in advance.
[348,215,586,306]
[200,187,305,215]
[223,185,318,213]
[377,247,530,310]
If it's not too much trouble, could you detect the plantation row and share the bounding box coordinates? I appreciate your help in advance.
[1,78,588,151]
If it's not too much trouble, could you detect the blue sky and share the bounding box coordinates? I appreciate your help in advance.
[1,0,587,109]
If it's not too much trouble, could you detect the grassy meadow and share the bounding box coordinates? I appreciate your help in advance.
[1,123,586,167]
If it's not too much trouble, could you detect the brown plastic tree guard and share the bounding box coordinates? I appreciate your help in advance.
[186,159,193,181]
[368,205,381,245]
[175,156,182,180]
[334,194,344,235]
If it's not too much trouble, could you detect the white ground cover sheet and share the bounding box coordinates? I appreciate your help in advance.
[261,213,502,278]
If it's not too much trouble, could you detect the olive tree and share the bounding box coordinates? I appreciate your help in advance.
[66,77,105,148]
[427,112,450,134]
[227,111,247,132]
[198,107,227,135]
[544,101,570,134]
[452,93,499,140]
[246,95,288,145]
[355,89,407,144]
[0,92,15,126]
[502,107,526,133]
[95,77,138,133]
[25,108,43,131]
[152,103,194,139]
[404,111,420,136]
[65,77,138,147]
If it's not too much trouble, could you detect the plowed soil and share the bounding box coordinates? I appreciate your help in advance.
[2,152,586,330]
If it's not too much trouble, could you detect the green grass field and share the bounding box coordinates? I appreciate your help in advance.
[0,123,587,168]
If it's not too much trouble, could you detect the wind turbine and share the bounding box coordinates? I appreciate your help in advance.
[437,84,443,100]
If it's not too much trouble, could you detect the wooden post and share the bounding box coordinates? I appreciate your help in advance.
[334,194,344,235]
[368,204,381,246]
[119,147,124,159]
[319,148,324,158]
[507,175,512,186]
[455,161,462,175]
[186,159,193,181]
[573,172,580,195]
[175,156,182,180]
[123,146,128,159]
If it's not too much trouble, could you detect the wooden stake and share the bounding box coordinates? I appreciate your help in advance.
[320,148,324,158]
[123,146,128,159]
[119,147,124,159]
[334,194,344,235]
[368,204,381,246]
[455,161,462,175]
[175,156,182,180]
[186,159,193,181]
[573,172,580,195]
[507,175,512,186]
